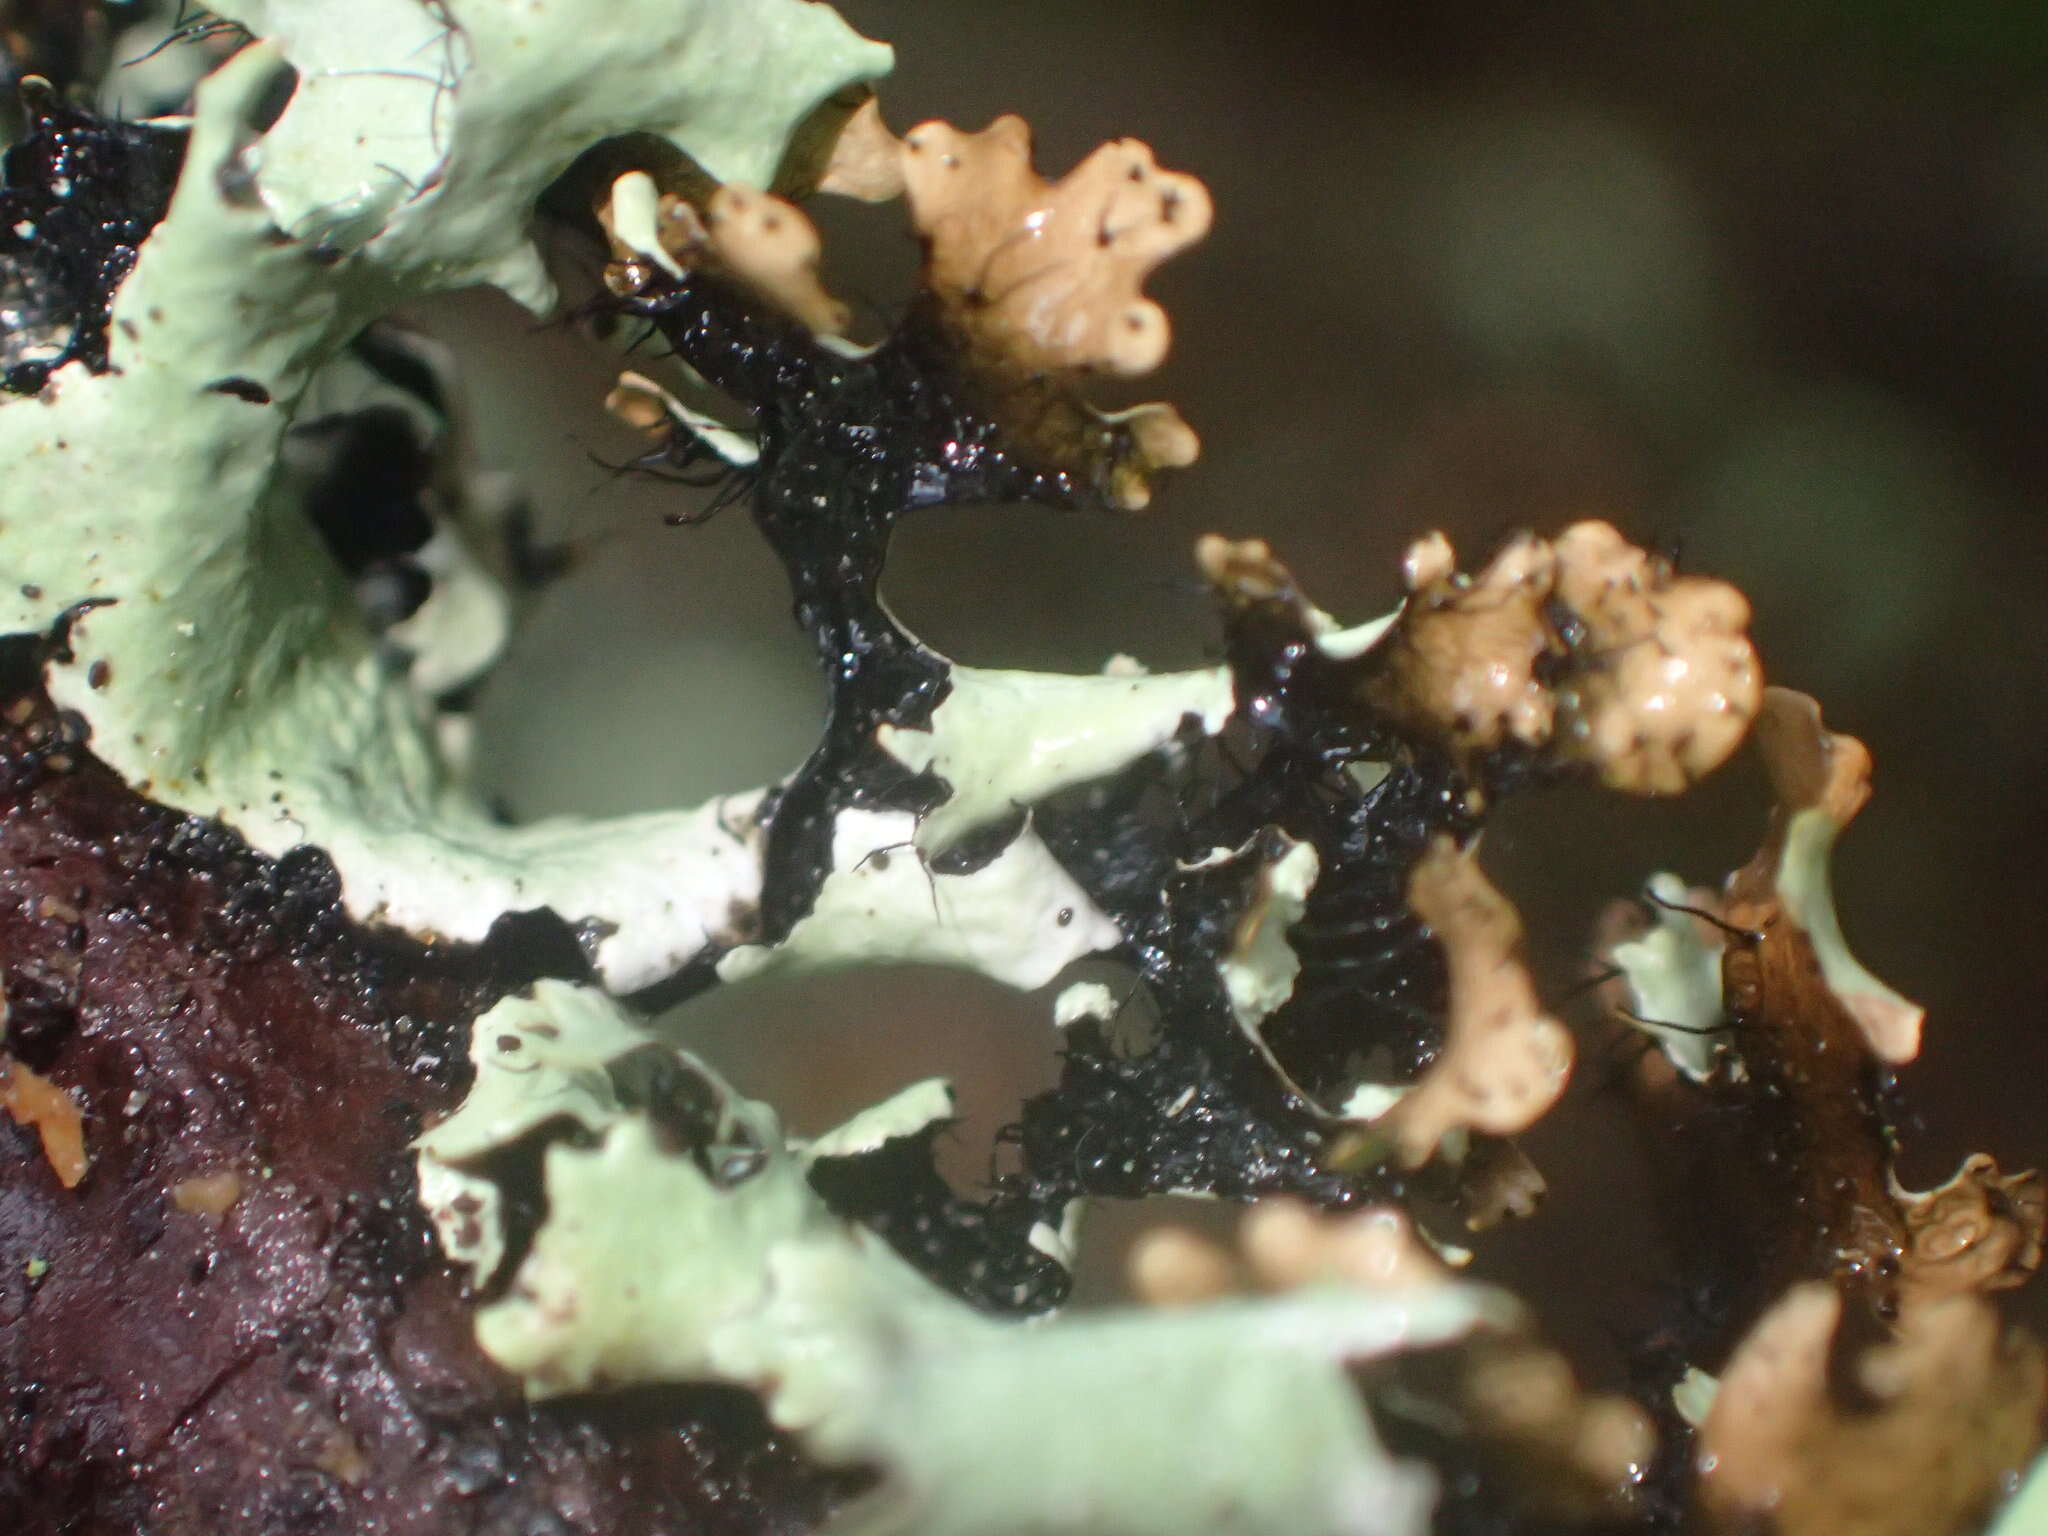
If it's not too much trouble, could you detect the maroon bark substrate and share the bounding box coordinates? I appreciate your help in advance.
[0,671,849,1533]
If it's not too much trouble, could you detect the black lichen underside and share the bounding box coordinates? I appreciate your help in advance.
[293,325,530,639]
[1024,771,1428,1212]
[807,1126,1068,1315]
[0,86,186,395]
[619,265,1529,1311]
[621,285,1081,972]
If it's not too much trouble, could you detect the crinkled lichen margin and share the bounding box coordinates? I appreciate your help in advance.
[425,981,1518,1536]
[0,0,893,991]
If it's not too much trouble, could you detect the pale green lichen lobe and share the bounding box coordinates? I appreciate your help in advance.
[430,984,1510,1536]
[2,1,886,990]
[877,661,1234,853]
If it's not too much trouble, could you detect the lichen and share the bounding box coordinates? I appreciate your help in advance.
[1127,1202,1654,1523]
[1367,836,1572,1167]
[0,1,890,991]
[1601,685,2046,1535]
[1600,871,1730,1080]
[430,983,1517,1536]
[10,4,2033,1532]
[1696,1282,2045,1536]
[1747,687,1925,1063]
[1990,1454,2048,1536]
[711,805,1121,990]
[1894,1154,2046,1306]
[875,660,1234,854]
[1364,521,1761,794]
[605,176,852,337]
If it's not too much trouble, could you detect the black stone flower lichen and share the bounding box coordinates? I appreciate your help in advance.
[609,254,1500,1311]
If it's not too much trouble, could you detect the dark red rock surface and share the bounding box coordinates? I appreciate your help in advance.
[0,669,848,1533]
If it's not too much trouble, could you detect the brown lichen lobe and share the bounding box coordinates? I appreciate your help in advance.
[1896,1155,2046,1306]
[600,171,850,338]
[1125,1222,1241,1308]
[697,184,850,337]
[603,370,673,435]
[816,95,907,203]
[1376,836,1572,1168]
[1459,1335,1658,1520]
[1239,1200,1444,1292]
[1369,521,1761,793]
[1697,1282,2046,1536]
[887,111,1208,509]
[1127,1201,1452,1308]
[894,113,1211,378]
[1192,533,1296,609]
[1193,520,1761,795]
[1380,530,1557,756]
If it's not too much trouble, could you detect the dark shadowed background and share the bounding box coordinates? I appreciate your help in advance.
[414,1,2048,1357]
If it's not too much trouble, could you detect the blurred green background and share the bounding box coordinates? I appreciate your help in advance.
[44,0,2034,1353]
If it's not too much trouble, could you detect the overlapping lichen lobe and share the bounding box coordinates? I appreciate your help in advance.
[1131,1203,1659,1527]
